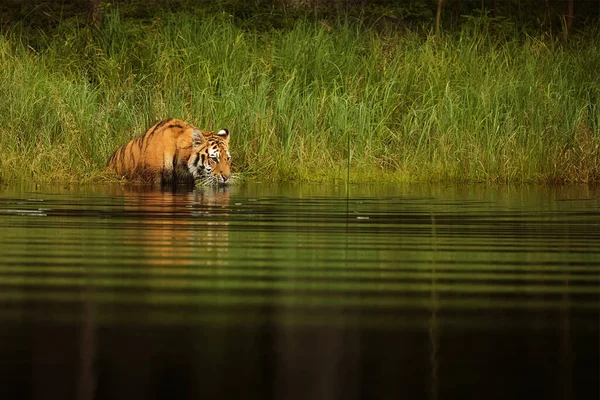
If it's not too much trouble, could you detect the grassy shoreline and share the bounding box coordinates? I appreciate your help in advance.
[0,10,598,184]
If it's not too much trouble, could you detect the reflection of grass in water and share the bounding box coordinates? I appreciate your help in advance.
[2,272,599,297]
[0,10,598,184]
[1,265,598,284]
[1,284,598,310]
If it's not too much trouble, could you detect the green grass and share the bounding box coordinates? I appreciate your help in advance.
[0,9,598,184]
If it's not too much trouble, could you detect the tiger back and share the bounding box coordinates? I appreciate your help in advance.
[106,118,231,185]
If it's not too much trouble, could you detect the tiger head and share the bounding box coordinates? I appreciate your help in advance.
[187,128,231,185]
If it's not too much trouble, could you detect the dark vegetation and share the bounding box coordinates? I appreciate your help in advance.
[1,1,597,35]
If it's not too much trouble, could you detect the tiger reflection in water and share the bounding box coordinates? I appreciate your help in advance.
[110,185,231,270]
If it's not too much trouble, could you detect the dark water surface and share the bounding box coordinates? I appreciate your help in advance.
[0,183,598,400]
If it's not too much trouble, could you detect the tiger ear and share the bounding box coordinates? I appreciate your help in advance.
[192,129,205,148]
[217,128,230,143]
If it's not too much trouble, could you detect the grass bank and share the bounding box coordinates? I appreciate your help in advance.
[0,10,598,184]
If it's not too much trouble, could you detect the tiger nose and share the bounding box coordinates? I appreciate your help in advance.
[220,174,229,183]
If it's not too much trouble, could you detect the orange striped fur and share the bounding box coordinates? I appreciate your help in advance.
[107,118,231,185]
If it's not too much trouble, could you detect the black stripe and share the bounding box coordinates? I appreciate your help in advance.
[137,135,152,158]
[171,150,178,182]
[144,120,168,141]
[152,119,172,133]
[166,123,184,130]
[119,146,127,172]
[107,149,118,167]
[142,135,152,154]
[141,119,171,153]
[128,143,137,166]
[142,129,158,152]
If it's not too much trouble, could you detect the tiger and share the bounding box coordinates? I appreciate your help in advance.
[106,118,231,185]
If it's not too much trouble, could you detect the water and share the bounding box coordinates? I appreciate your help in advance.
[0,183,598,400]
